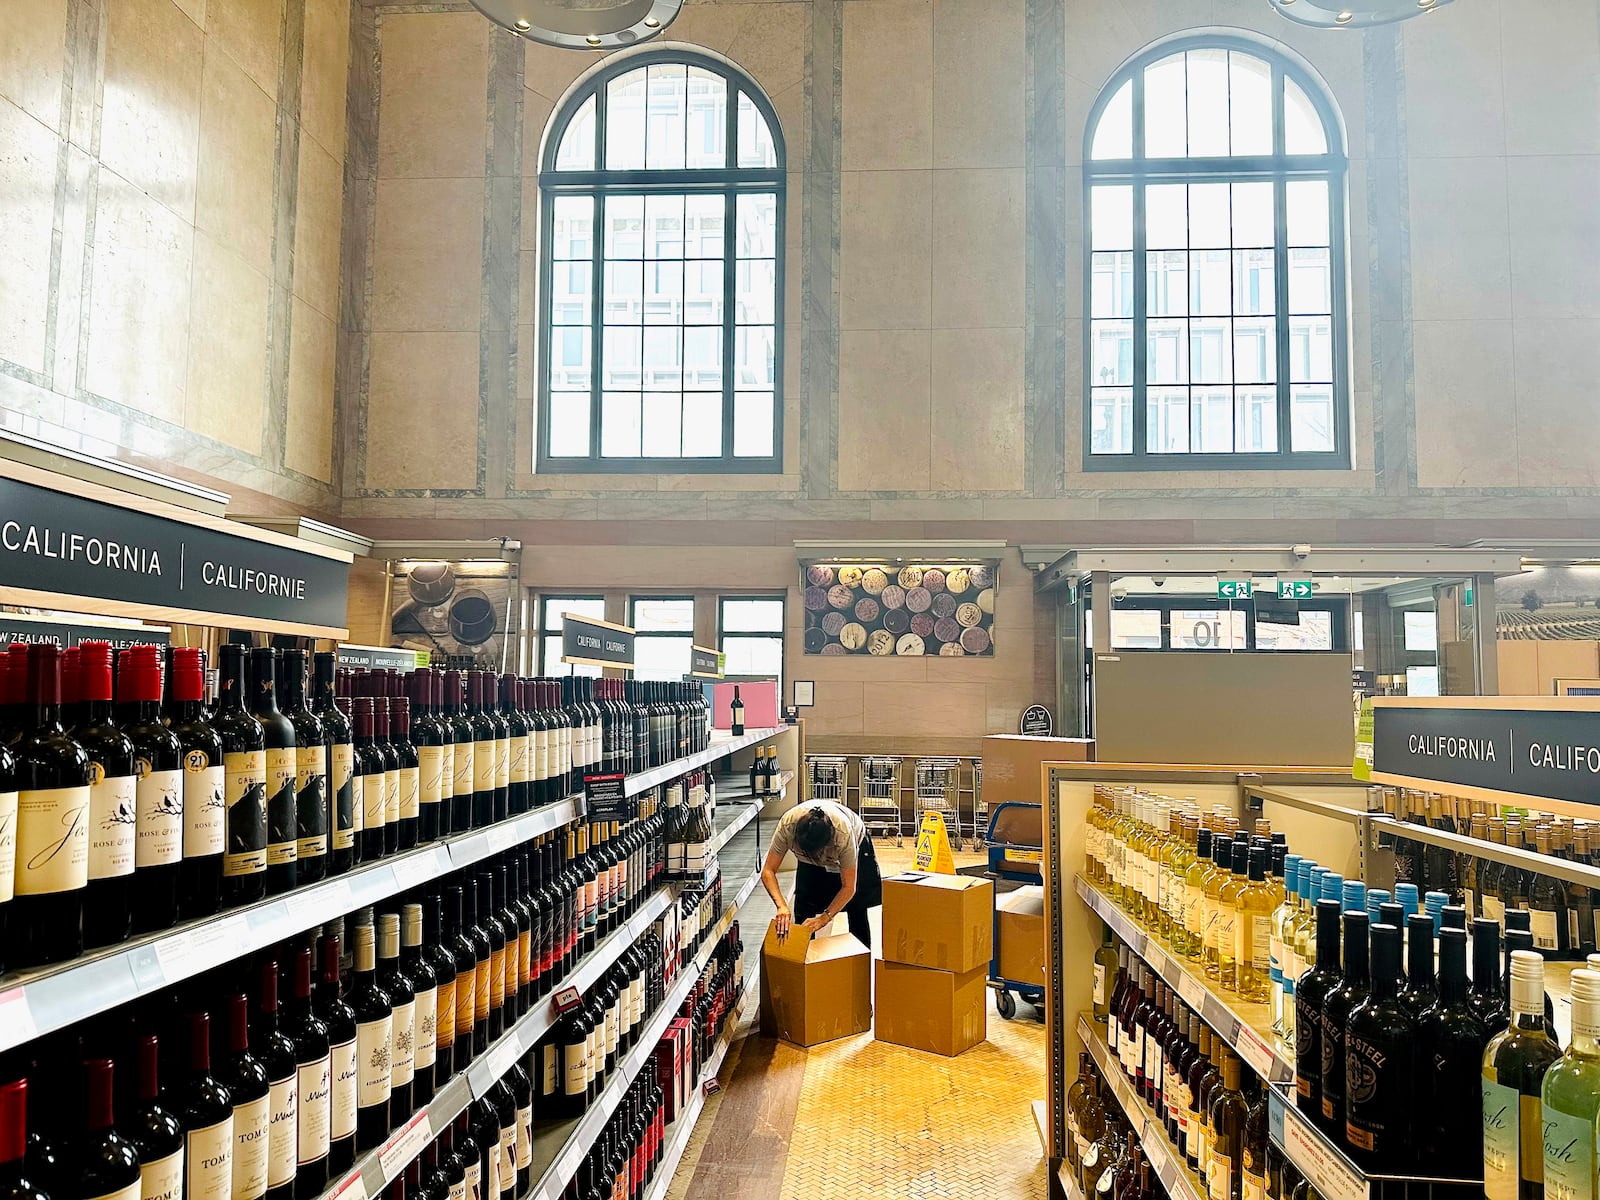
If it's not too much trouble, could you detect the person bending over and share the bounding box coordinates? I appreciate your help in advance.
[760,798,882,948]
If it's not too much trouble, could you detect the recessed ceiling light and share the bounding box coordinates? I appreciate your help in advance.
[585,34,603,45]
[644,16,660,26]
[1416,0,1435,6]
[514,18,530,29]
[1335,8,1354,19]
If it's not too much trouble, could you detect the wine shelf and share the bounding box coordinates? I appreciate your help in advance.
[625,728,785,797]
[1076,1013,1205,1200]
[1058,1161,1087,1200]
[704,799,765,859]
[638,985,753,1200]
[1076,876,1295,1085]
[0,793,584,1053]
[711,769,795,806]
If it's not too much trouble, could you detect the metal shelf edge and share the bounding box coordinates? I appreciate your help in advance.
[624,729,785,798]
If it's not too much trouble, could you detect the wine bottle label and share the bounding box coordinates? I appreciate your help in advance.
[510,735,529,785]
[498,1124,516,1191]
[1544,1106,1594,1200]
[1208,1150,1231,1200]
[541,1043,559,1096]
[518,930,532,988]
[139,1147,183,1200]
[533,729,548,783]
[17,784,91,895]
[1243,1169,1265,1200]
[448,1178,467,1200]
[419,746,445,807]
[485,1141,501,1199]
[391,999,415,1086]
[1482,894,1506,929]
[0,788,15,904]
[182,755,226,857]
[383,769,399,826]
[495,737,510,790]
[87,1179,140,1200]
[1530,908,1560,952]
[1214,909,1237,956]
[476,959,492,1019]
[351,774,365,835]
[453,742,474,796]
[435,977,456,1050]
[474,740,496,794]
[223,750,268,877]
[232,1092,270,1200]
[268,1073,298,1188]
[1185,883,1204,934]
[330,1037,358,1141]
[604,1002,619,1055]
[85,768,135,881]
[1092,963,1107,1007]
[296,744,328,859]
[357,1017,393,1107]
[1462,888,1476,921]
[266,747,297,866]
[462,1160,480,1200]
[564,1039,588,1095]
[516,1104,533,1169]
[456,969,477,1039]
[1483,1074,1519,1200]
[414,984,437,1070]
[332,743,355,851]
[186,1116,234,1200]
[135,764,183,867]
[400,767,420,821]
[1251,915,1271,963]
[359,770,383,831]
[297,1055,331,1164]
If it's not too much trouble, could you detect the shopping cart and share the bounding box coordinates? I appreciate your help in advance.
[914,757,962,847]
[806,755,848,803]
[859,755,907,845]
[971,759,987,850]
[985,801,1046,1021]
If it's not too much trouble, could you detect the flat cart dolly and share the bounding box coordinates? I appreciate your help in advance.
[985,800,1047,1021]
[859,755,907,845]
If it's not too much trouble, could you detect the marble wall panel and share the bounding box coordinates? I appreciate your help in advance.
[931,0,1024,168]
[376,11,489,181]
[931,168,1024,329]
[194,43,277,274]
[300,0,350,158]
[185,232,269,454]
[0,97,59,375]
[930,328,1024,492]
[841,0,932,170]
[366,331,481,490]
[839,169,931,331]
[1412,319,1516,488]
[206,0,285,100]
[1499,0,1600,158]
[1402,0,1504,158]
[1512,318,1600,487]
[0,0,68,134]
[293,131,344,318]
[1406,157,1510,322]
[370,177,485,333]
[285,297,336,481]
[838,329,932,491]
[1505,156,1600,321]
[102,0,204,222]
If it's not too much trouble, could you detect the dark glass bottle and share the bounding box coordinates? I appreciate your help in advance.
[1316,910,1370,1137]
[422,896,458,1086]
[501,675,529,818]
[215,645,267,906]
[444,886,478,1075]
[176,1012,234,1200]
[72,1058,139,1200]
[284,946,331,1200]
[401,904,438,1107]
[728,685,744,736]
[486,676,510,826]
[314,932,358,1176]
[1471,917,1509,1038]
[1417,927,1486,1171]
[250,962,299,1200]
[487,1079,517,1200]
[349,921,394,1153]
[466,675,497,831]
[352,700,385,864]
[168,649,225,917]
[511,855,534,1016]
[551,1001,591,1121]
[120,1035,183,1200]
[477,872,507,1043]
[390,699,419,853]
[0,1080,48,1200]
[1400,912,1438,1023]
[376,913,415,1128]
[118,645,184,933]
[72,641,135,949]
[11,643,93,966]
[442,673,474,833]
[311,654,356,876]
[249,648,297,895]
[408,672,445,845]
[371,700,400,858]
[445,1113,480,1200]
[1294,899,1342,1121]
[281,651,328,886]
[221,993,270,1200]
[1342,923,1413,1170]
[507,1058,533,1196]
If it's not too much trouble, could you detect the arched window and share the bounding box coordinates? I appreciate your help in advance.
[538,53,785,472]
[1084,39,1348,468]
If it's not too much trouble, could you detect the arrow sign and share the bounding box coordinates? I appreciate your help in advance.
[1217,579,1253,600]
[1277,580,1313,600]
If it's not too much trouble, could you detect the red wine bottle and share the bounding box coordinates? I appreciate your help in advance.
[466,675,497,832]
[390,699,419,853]
[408,673,444,845]
[0,1079,48,1200]
[422,896,457,1088]
[352,700,385,864]
[502,676,529,818]
[71,1059,139,1200]
[118,646,183,934]
[445,1112,480,1200]
[443,886,477,1076]
[371,699,400,859]
[250,649,297,896]
[281,651,327,886]
[168,649,225,918]
[375,913,415,1128]
[215,646,267,907]
[120,1035,182,1200]
[442,673,474,834]
[0,735,14,976]
[252,962,298,1200]
[400,904,437,1108]
[176,1012,233,1200]
[286,946,331,1200]
[311,654,355,877]
[350,920,394,1153]
[11,643,92,967]
[487,679,510,826]
[313,932,357,1176]
[222,993,269,1200]
[73,642,134,949]
[475,873,506,1045]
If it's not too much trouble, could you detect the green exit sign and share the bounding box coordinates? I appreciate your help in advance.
[1278,579,1314,599]
[1217,579,1253,599]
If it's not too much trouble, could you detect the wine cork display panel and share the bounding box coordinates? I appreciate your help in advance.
[801,560,999,657]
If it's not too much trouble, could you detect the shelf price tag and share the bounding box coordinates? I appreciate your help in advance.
[552,986,583,1015]
[330,1170,368,1200]
[1235,1022,1283,1081]
[0,988,36,1052]
[1176,971,1208,1012]
[378,1112,432,1181]
[1278,1096,1369,1200]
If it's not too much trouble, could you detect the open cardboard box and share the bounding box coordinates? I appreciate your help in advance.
[759,921,872,1047]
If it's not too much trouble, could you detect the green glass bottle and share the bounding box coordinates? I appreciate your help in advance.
[1541,968,1600,1200]
[1483,950,1563,1200]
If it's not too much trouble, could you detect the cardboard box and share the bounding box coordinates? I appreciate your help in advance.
[881,872,994,974]
[874,960,988,1057]
[759,923,872,1047]
[996,885,1047,987]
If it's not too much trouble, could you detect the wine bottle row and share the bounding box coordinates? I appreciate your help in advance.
[743,748,781,797]
[0,638,722,974]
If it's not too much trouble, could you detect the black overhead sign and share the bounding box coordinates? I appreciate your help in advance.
[690,645,722,679]
[0,473,349,632]
[0,616,170,649]
[561,614,634,669]
[1372,704,1600,807]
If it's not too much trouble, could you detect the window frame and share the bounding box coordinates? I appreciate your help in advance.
[717,594,786,690]
[537,51,788,475]
[1107,595,1350,652]
[1082,36,1351,472]
[628,594,698,681]
[537,594,607,676]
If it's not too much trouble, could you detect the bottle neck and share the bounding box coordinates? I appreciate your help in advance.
[84,1059,116,1132]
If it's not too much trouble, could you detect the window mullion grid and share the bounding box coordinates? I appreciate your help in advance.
[589,190,605,464]
[1272,64,1292,453]
[720,83,739,461]
[1132,174,1148,456]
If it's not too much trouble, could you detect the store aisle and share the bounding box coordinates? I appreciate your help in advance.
[665,844,1049,1200]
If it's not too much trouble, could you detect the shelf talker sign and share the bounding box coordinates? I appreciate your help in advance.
[912,811,956,874]
[690,645,724,680]
[336,644,418,672]
[561,613,634,669]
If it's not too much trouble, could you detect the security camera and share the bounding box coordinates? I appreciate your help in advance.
[1151,575,1167,588]
[1292,544,1312,561]
[1110,584,1129,602]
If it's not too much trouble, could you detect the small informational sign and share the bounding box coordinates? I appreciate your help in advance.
[1019,704,1053,736]
[1277,579,1314,600]
[1217,579,1252,599]
[336,644,418,671]
[0,613,169,648]
[584,771,630,822]
[690,645,723,679]
[552,986,583,1014]
[562,613,634,669]
[1353,698,1375,781]
[703,1078,721,1096]
[912,811,956,874]
[1351,669,1375,693]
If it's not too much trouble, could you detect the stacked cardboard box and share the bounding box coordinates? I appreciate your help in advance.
[995,885,1046,987]
[759,923,872,1047]
[875,872,993,1056]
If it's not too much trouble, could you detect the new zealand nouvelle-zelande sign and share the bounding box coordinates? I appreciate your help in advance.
[0,471,350,635]
[1371,700,1600,808]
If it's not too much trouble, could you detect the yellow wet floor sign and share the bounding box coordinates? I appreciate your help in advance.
[912,810,956,874]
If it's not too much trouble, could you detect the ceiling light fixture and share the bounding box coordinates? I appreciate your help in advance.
[1269,0,1454,26]
[469,0,682,50]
